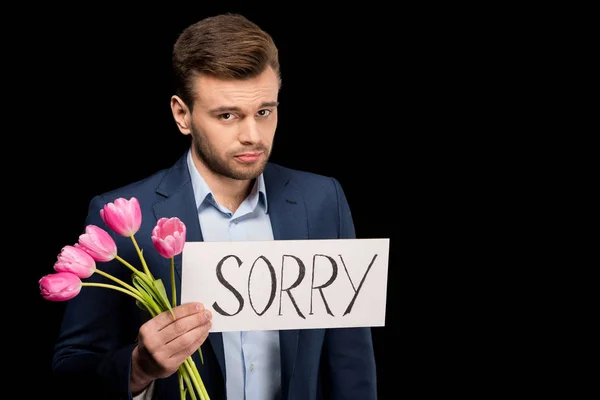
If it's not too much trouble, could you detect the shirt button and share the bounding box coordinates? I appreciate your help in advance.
[250,363,255,372]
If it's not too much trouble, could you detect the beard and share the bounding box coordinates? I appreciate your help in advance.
[190,122,271,181]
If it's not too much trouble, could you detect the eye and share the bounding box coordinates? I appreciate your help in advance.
[257,109,272,117]
[218,113,236,121]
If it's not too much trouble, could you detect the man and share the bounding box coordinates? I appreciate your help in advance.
[52,13,377,400]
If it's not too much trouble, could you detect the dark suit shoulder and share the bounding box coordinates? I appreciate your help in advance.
[266,162,341,187]
[92,166,174,202]
[82,166,175,221]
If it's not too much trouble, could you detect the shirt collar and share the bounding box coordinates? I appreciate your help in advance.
[186,148,268,213]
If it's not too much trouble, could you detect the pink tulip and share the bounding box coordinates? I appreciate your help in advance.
[100,197,142,237]
[54,245,96,278]
[76,225,117,262]
[151,217,187,258]
[39,272,82,301]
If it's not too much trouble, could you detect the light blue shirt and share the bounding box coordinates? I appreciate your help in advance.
[187,150,282,400]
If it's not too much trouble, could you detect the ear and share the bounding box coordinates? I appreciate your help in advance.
[170,95,192,135]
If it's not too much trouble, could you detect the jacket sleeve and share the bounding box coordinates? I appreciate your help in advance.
[325,177,378,399]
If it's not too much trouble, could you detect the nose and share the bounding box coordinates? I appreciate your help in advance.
[238,118,261,144]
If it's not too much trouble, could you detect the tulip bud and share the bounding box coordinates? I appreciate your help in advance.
[54,245,96,278]
[151,217,187,258]
[100,197,142,237]
[76,225,117,262]
[39,272,82,301]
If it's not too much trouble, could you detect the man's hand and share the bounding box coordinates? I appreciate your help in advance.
[130,302,212,393]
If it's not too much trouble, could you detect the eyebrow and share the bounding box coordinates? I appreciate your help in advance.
[209,101,279,114]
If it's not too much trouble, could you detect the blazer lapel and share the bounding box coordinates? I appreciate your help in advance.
[151,154,226,381]
[263,163,308,242]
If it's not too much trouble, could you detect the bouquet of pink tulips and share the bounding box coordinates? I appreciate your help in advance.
[39,197,210,400]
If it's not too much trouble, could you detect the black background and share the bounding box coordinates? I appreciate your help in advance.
[15,3,423,399]
[9,3,568,398]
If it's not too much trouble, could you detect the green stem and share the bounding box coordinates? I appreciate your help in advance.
[167,258,203,365]
[178,370,186,400]
[184,357,209,400]
[171,257,176,308]
[114,254,153,285]
[93,268,143,297]
[192,357,209,399]
[198,348,204,365]
[180,365,197,400]
[130,235,154,280]
[81,283,147,304]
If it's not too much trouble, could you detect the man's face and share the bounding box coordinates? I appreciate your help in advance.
[189,67,279,181]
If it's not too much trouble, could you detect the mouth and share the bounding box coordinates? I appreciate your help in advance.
[234,152,263,163]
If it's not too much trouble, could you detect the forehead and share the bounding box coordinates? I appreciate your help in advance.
[194,67,280,109]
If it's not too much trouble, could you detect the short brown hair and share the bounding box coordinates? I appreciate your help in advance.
[172,13,281,108]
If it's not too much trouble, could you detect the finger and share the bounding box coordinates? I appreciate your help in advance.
[161,309,212,343]
[150,302,205,330]
[167,320,212,364]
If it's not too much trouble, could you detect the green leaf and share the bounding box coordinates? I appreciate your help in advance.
[135,299,147,311]
[132,274,174,316]
[132,277,155,305]
[132,275,162,314]
[153,278,174,313]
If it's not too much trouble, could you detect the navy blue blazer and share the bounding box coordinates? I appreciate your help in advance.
[52,154,377,399]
